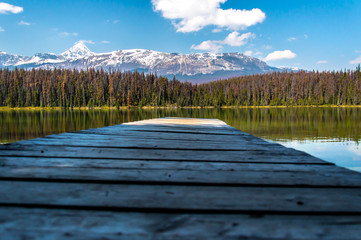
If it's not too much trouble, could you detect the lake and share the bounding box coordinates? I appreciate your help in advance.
[1,107,360,172]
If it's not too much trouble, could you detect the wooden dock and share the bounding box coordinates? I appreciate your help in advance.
[0,117,360,239]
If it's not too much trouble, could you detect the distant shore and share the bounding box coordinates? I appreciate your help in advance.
[1,105,361,111]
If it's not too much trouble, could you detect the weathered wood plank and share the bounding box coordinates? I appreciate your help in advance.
[1,207,361,240]
[1,181,360,213]
[111,118,237,131]
[70,130,253,140]
[85,128,243,136]
[124,117,230,127]
[45,131,270,144]
[9,137,296,151]
[80,123,245,136]
[0,146,327,164]
[1,165,360,187]
[1,156,356,187]
[41,131,267,142]
[0,156,344,172]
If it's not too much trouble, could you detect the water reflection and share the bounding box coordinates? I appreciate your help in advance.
[0,107,360,172]
[282,140,361,172]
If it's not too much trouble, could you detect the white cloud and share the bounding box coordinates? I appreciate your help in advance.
[0,26,4,32]
[212,28,222,33]
[288,37,296,42]
[191,31,254,53]
[152,0,265,33]
[77,40,95,45]
[244,50,253,56]
[18,20,31,26]
[59,32,69,37]
[264,45,272,50]
[0,2,23,14]
[101,40,110,44]
[107,19,119,24]
[191,40,223,53]
[59,32,78,37]
[350,56,361,65]
[223,32,255,47]
[244,50,262,57]
[317,60,328,64]
[264,50,296,61]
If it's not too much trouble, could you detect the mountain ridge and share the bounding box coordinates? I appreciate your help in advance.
[0,42,281,83]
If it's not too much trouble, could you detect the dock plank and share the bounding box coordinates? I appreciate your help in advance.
[11,135,286,151]
[1,207,361,240]
[0,156,344,171]
[1,164,361,187]
[81,123,244,136]
[1,154,359,187]
[67,131,259,141]
[0,146,327,164]
[1,181,361,213]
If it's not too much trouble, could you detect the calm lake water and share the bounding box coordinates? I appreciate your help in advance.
[1,107,360,172]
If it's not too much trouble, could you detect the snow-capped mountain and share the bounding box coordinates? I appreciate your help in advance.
[0,42,280,83]
[61,42,94,59]
[0,51,26,67]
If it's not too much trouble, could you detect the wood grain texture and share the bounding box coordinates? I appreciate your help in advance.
[1,165,361,187]
[80,121,244,136]
[1,207,361,240]
[0,146,327,165]
[1,181,361,213]
[66,130,255,141]
[1,156,358,186]
[0,156,344,171]
[11,136,287,151]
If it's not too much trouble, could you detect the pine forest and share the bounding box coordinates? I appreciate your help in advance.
[1,67,361,108]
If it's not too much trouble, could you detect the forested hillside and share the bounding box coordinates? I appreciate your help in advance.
[0,67,360,107]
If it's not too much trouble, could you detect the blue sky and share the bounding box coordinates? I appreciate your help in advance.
[0,0,360,71]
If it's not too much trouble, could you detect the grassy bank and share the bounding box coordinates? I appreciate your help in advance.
[1,105,361,111]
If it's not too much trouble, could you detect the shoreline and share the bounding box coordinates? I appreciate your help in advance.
[1,105,361,111]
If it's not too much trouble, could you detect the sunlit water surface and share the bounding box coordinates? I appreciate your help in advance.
[1,107,360,172]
